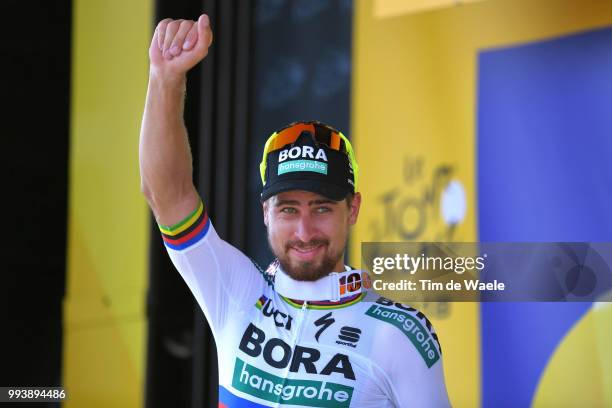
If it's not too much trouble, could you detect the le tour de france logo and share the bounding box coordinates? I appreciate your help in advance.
[369,155,467,242]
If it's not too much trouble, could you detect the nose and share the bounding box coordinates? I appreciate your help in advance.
[294,213,317,243]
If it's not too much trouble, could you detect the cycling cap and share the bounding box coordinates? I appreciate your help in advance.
[259,121,359,202]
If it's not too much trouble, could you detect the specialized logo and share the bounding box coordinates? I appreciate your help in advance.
[314,312,335,342]
[336,327,361,348]
[239,323,355,380]
[365,300,441,368]
[255,295,293,331]
[232,357,353,407]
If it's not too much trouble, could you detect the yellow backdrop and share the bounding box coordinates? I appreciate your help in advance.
[64,0,152,405]
[350,0,612,406]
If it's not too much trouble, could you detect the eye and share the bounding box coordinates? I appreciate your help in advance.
[280,207,297,214]
[316,206,331,214]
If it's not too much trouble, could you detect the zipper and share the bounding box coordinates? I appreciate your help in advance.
[272,301,308,408]
[292,300,309,343]
[274,301,308,408]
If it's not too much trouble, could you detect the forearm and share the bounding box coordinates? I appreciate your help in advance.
[139,70,199,224]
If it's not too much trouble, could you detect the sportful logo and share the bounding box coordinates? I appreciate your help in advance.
[365,303,441,368]
[232,358,353,407]
[336,327,361,348]
[277,146,328,176]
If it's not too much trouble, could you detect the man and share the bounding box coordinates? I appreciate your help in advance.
[140,14,451,408]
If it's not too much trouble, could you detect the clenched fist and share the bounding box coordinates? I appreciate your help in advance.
[149,14,213,78]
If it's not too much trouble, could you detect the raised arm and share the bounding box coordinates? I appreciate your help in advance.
[139,16,266,332]
[139,14,213,225]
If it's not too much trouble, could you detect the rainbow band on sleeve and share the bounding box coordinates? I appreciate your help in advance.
[158,201,211,250]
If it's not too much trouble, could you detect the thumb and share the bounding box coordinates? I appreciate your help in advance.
[149,25,163,61]
[196,14,213,53]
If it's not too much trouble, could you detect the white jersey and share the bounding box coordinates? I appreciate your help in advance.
[159,201,451,408]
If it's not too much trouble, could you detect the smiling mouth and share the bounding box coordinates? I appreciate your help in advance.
[292,245,321,253]
[289,244,325,259]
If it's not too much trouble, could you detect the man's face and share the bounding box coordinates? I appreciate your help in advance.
[263,190,361,281]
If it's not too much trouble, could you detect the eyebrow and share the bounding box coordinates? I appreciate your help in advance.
[274,199,338,207]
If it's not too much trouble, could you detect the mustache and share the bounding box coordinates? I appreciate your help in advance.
[285,238,329,251]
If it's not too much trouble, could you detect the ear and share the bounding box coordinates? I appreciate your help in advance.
[262,200,269,227]
[348,192,361,226]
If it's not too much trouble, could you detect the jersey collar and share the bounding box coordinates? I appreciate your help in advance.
[273,263,366,303]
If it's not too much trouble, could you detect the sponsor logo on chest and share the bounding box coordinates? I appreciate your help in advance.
[239,323,355,380]
[233,322,355,407]
[232,357,353,407]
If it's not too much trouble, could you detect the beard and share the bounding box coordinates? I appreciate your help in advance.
[268,235,345,282]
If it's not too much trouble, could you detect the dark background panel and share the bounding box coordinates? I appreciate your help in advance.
[1,0,71,400]
[145,1,353,407]
[145,2,206,407]
[247,0,353,268]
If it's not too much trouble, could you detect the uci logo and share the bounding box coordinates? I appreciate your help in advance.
[279,146,328,163]
[256,296,294,331]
